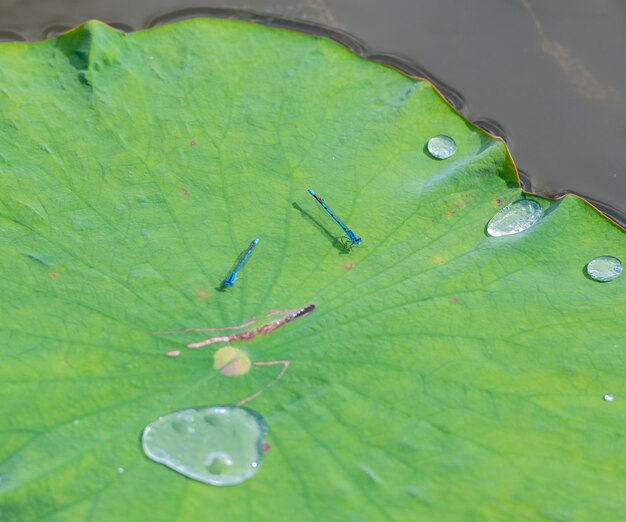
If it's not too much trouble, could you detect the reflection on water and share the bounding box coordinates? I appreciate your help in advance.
[0,31,25,42]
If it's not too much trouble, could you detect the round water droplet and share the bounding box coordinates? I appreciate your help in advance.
[427,135,457,159]
[117,467,125,473]
[586,256,622,282]
[141,406,267,486]
[603,394,615,402]
[487,200,542,237]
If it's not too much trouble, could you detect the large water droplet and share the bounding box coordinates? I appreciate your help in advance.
[586,256,622,282]
[427,135,457,159]
[487,200,542,237]
[603,393,615,402]
[141,406,267,486]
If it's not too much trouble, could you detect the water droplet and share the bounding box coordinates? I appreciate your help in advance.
[117,467,125,473]
[405,486,419,497]
[487,200,542,237]
[427,135,457,159]
[205,451,233,474]
[73,419,80,425]
[603,393,615,402]
[358,465,383,484]
[171,411,197,434]
[141,406,267,486]
[586,256,622,282]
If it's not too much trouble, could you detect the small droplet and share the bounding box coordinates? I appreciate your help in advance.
[405,486,419,497]
[603,393,615,402]
[358,465,383,485]
[171,411,196,434]
[73,419,80,425]
[586,256,622,282]
[487,200,542,237]
[117,467,125,473]
[142,406,267,486]
[427,135,457,159]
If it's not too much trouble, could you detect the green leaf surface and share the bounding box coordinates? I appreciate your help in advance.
[0,19,624,521]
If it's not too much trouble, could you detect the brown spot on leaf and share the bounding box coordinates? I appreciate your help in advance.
[50,272,59,279]
[344,263,354,271]
[262,442,272,453]
[189,139,197,146]
[181,187,190,198]
[448,210,457,217]
[451,297,459,304]
[197,289,210,299]
[293,123,300,129]
[432,255,446,266]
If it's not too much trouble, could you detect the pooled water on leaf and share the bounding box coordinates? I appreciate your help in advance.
[141,406,267,486]
[427,135,456,159]
[586,256,622,282]
[603,393,615,402]
[487,200,542,237]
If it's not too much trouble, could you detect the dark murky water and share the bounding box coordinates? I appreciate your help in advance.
[1,0,625,225]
